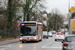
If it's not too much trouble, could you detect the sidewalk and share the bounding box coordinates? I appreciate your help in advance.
[0,38,19,46]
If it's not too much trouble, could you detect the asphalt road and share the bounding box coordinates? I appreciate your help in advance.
[0,32,68,50]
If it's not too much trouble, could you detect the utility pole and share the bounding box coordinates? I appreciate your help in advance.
[14,0,16,39]
[55,17,57,31]
[68,0,70,34]
[54,14,56,31]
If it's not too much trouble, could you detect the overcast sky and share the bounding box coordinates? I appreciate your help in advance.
[45,0,75,14]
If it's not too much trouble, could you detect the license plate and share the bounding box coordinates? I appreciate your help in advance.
[27,39,30,41]
[58,36,61,37]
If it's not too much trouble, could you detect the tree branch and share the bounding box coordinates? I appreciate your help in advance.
[28,0,38,12]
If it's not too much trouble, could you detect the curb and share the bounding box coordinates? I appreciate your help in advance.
[0,39,20,46]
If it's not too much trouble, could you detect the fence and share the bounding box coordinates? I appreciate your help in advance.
[0,29,20,39]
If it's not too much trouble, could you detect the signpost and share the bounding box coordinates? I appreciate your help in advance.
[68,7,75,35]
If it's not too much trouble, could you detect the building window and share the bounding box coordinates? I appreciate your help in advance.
[43,18,45,21]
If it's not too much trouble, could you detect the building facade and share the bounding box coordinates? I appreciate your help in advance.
[42,10,48,26]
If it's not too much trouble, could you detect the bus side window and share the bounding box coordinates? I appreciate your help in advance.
[37,26,39,30]
[41,27,42,29]
[41,27,43,31]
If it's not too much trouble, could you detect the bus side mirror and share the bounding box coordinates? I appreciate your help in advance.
[20,34,23,36]
[17,25,19,29]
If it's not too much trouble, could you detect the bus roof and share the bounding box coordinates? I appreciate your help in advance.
[37,23,42,25]
[23,21,36,23]
[21,21,42,25]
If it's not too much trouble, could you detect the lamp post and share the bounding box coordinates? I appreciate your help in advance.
[14,0,16,39]
[68,0,70,34]
[68,0,70,21]
[68,0,70,18]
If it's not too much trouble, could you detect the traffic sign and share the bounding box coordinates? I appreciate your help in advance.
[72,20,75,30]
[70,7,75,13]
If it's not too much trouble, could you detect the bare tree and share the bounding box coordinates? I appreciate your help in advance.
[18,0,46,21]
[48,8,63,31]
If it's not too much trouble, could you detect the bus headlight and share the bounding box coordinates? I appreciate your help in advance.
[33,36,37,39]
[20,38,23,40]
[34,37,37,39]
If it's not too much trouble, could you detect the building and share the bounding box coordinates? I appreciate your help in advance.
[42,10,48,26]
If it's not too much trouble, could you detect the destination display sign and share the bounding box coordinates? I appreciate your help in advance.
[25,23,36,26]
[21,23,36,26]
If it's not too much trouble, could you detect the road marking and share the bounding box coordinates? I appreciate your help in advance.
[42,41,55,48]
[42,40,62,49]
[42,47,62,49]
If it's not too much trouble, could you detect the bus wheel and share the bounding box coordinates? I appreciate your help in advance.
[40,39,42,41]
[36,39,39,42]
[47,37,48,39]
[22,41,24,43]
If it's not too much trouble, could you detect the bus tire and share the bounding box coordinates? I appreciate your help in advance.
[47,37,48,39]
[40,39,42,41]
[22,41,24,43]
[37,39,39,42]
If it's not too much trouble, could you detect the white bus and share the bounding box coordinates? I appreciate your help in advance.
[19,21,43,43]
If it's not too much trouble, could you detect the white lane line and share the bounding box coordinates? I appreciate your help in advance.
[42,46,62,49]
[42,41,55,48]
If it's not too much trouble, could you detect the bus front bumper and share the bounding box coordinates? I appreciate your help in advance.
[20,38,38,41]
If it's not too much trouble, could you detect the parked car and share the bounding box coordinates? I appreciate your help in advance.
[55,32,64,41]
[50,31,54,34]
[52,31,56,34]
[48,32,53,37]
[43,31,48,39]
[62,35,75,50]
[50,30,56,34]
[57,30,60,32]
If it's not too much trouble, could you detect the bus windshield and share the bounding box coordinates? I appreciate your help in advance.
[20,26,37,36]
